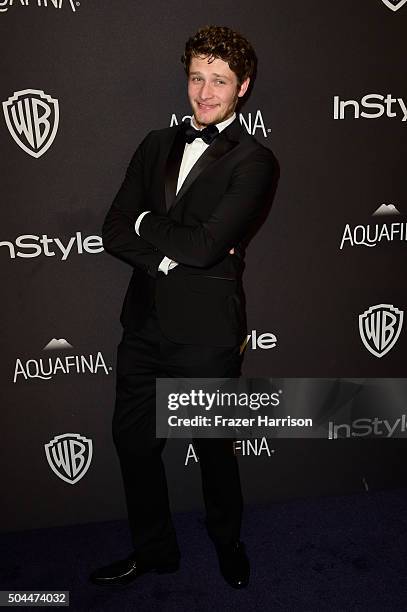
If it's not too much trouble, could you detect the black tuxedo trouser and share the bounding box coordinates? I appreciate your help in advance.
[112,305,243,564]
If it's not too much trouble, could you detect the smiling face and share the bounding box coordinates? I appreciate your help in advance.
[187,55,250,128]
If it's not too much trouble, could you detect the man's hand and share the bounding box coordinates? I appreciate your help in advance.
[160,248,235,275]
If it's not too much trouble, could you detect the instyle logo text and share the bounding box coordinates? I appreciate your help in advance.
[0,232,103,261]
[333,94,407,122]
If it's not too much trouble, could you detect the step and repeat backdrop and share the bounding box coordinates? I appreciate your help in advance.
[1,0,406,532]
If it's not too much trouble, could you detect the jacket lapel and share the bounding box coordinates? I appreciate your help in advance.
[167,118,243,213]
[164,127,186,212]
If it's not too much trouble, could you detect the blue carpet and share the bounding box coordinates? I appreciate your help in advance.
[1,488,407,611]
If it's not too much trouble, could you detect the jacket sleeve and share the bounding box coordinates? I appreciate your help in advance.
[138,147,279,268]
[102,133,166,277]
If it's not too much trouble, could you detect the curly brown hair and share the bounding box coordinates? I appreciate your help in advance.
[181,25,257,85]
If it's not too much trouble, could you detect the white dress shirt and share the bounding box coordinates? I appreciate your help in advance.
[135,113,237,274]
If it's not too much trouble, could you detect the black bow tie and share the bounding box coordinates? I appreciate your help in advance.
[183,122,219,145]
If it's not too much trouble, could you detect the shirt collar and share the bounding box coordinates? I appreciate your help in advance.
[190,112,236,134]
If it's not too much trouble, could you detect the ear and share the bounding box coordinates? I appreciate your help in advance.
[237,77,250,98]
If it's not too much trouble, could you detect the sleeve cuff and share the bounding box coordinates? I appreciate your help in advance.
[135,210,151,236]
[158,256,179,275]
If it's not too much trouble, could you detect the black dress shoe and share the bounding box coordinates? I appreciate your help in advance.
[89,554,180,586]
[215,541,250,589]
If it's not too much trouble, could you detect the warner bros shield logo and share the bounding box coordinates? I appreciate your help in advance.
[381,0,407,11]
[359,304,404,358]
[45,433,93,484]
[2,89,59,158]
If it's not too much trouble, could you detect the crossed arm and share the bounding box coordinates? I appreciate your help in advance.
[137,148,277,268]
[103,136,277,273]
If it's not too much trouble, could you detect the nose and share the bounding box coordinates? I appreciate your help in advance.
[199,80,213,100]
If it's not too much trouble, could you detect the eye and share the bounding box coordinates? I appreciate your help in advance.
[191,76,202,82]
[215,80,226,85]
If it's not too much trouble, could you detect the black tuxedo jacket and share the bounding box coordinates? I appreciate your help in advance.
[102,119,279,346]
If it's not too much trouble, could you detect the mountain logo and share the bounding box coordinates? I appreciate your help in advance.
[372,204,401,216]
[43,338,73,350]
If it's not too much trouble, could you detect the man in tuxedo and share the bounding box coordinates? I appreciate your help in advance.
[90,25,278,589]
